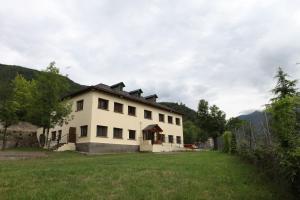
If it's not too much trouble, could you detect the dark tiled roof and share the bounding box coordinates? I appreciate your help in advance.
[144,94,158,99]
[64,83,183,115]
[143,124,163,132]
[129,89,143,94]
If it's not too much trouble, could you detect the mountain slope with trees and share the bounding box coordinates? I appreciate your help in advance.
[0,63,84,98]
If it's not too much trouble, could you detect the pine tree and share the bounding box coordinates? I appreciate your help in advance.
[272,67,298,101]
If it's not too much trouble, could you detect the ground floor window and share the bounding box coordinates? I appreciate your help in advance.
[58,130,62,141]
[128,130,136,140]
[176,136,181,144]
[97,125,108,137]
[161,134,165,143]
[51,131,56,141]
[168,135,173,143]
[113,128,123,139]
[80,125,88,137]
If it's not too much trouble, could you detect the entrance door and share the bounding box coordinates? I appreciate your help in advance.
[143,131,154,144]
[68,127,76,143]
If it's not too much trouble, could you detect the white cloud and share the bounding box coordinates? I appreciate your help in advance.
[0,0,300,117]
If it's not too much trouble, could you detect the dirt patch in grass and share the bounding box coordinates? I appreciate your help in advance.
[0,151,48,160]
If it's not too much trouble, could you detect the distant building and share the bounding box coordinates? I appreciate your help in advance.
[37,82,184,153]
[0,122,39,149]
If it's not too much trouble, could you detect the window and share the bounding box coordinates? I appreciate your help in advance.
[168,135,174,143]
[128,130,136,140]
[144,110,152,119]
[161,134,165,143]
[98,98,109,110]
[113,128,123,139]
[76,100,84,111]
[58,130,62,141]
[97,125,108,137]
[51,131,56,141]
[168,116,173,124]
[176,118,181,125]
[128,106,136,116]
[114,102,123,113]
[80,125,88,137]
[176,136,181,144]
[159,113,165,122]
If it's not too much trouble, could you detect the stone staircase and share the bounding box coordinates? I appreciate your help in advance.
[55,143,76,152]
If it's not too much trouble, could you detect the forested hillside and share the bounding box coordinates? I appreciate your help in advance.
[0,64,83,97]
[159,102,198,123]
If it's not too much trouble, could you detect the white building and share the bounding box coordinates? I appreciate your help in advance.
[38,82,184,153]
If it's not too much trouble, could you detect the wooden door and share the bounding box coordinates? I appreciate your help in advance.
[68,127,76,143]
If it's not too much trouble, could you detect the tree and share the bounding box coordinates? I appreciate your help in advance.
[197,99,226,150]
[208,105,226,150]
[272,67,298,101]
[12,74,36,121]
[226,117,244,132]
[267,96,300,149]
[183,120,199,144]
[28,62,72,147]
[197,99,209,128]
[0,84,18,150]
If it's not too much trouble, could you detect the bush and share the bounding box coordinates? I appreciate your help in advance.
[223,131,232,153]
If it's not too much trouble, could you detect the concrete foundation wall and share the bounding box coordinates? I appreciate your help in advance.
[76,142,139,153]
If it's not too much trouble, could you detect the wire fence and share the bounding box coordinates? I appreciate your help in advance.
[218,112,274,151]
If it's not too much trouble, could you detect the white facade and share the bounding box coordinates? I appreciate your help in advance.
[38,84,184,153]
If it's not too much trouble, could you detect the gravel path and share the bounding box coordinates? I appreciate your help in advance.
[0,151,48,160]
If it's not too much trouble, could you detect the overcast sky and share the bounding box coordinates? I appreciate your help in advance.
[1,0,300,117]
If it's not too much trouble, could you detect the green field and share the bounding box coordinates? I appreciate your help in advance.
[0,151,294,200]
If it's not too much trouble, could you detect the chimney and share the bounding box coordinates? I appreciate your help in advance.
[145,94,158,102]
[110,82,125,91]
[129,89,143,97]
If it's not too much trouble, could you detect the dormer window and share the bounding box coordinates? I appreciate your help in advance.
[129,89,143,97]
[110,82,125,91]
[145,94,158,102]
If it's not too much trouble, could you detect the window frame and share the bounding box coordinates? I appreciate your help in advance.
[80,125,88,137]
[51,131,56,141]
[128,129,136,140]
[97,125,108,137]
[176,136,181,144]
[114,102,124,114]
[159,113,165,122]
[98,98,109,110]
[175,118,181,125]
[113,128,123,139]
[76,100,84,111]
[58,130,62,141]
[168,116,173,124]
[168,135,174,143]
[144,110,152,120]
[161,134,165,143]
[128,106,136,116]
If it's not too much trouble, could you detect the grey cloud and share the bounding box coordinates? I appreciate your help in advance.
[1,0,300,117]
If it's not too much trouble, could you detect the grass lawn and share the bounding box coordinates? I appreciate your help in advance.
[0,151,294,200]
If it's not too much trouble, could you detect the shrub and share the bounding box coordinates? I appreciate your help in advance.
[223,131,232,153]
